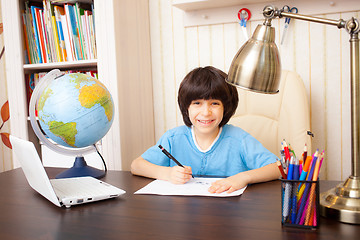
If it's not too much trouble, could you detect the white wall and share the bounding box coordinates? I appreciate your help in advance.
[149,0,360,181]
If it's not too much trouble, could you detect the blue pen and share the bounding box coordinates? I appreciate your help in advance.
[282,156,294,222]
[287,156,295,180]
[290,157,299,223]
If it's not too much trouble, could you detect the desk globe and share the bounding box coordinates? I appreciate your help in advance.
[29,69,114,179]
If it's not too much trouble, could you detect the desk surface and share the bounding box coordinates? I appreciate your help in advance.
[0,168,359,240]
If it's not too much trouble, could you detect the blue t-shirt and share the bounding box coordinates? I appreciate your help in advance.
[142,124,277,177]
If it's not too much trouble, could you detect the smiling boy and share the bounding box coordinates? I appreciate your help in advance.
[131,66,280,193]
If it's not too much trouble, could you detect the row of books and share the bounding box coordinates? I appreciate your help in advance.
[22,0,96,64]
[25,70,98,107]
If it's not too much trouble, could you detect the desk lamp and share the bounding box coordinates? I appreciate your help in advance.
[226,5,360,224]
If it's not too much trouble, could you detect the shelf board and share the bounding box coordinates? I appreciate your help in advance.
[23,59,98,73]
[172,0,274,11]
[173,0,359,27]
[50,0,93,4]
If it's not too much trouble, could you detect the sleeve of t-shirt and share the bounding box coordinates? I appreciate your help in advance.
[241,134,278,170]
[141,131,172,166]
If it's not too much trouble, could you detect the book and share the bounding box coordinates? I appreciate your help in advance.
[34,7,48,63]
[74,3,86,59]
[23,6,39,64]
[88,12,96,59]
[65,4,82,60]
[24,3,40,63]
[60,10,75,61]
[25,74,35,107]
[54,5,67,61]
[21,12,31,64]
[44,0,62,62]
[30,6,43,63]
[82,10,93,59]
[39,8,51,62]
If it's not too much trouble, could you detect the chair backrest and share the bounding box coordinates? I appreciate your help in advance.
[228,70,312,158]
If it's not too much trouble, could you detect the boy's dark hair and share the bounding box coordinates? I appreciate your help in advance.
[178,66,239,127]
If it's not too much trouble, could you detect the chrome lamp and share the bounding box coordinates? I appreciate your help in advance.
[226,5,360,224]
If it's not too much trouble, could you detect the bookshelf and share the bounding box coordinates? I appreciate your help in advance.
[1,0,155,170]
[23,59,97,72]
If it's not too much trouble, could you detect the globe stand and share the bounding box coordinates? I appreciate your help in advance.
[55,156,105,179]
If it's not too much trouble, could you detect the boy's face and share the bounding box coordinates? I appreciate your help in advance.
[188,99,224,137]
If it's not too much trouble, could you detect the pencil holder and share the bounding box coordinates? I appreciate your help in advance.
[280,179,319,229]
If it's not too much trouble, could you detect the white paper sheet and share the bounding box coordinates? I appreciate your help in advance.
[134,178,247,197]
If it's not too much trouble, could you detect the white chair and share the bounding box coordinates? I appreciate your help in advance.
[228,70,312,158]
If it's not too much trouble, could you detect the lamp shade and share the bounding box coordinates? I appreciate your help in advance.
[226,24,281,94]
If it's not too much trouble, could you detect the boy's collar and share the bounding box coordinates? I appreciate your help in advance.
[190,125,223,153]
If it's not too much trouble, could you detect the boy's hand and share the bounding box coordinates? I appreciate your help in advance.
[208,175,248,194]
[168,166,192,184]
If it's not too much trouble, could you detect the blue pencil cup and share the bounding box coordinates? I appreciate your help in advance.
[281,179,319,228]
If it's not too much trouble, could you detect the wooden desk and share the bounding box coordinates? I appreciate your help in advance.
[0,168,359,240]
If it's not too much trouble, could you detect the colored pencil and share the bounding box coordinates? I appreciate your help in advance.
[302,144,307,165]
[304,154,321,225]
[277,160,287,179]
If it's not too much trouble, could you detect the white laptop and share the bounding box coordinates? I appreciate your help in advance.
[10,135,126,208]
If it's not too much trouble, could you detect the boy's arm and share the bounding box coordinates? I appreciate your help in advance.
[208,162,280,193]
[130,156,192,184]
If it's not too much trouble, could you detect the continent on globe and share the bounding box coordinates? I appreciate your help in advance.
[47,121,77,146]
[78,83,113,122]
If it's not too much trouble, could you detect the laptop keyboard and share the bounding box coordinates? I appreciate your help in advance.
[50,177,115,198]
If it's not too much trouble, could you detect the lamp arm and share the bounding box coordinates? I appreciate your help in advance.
[279,11,345,28]
[263,5,360,33]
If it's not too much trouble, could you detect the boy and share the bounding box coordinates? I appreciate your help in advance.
[131,66,280,193]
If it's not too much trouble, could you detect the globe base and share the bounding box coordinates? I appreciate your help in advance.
[55,156,105,179]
